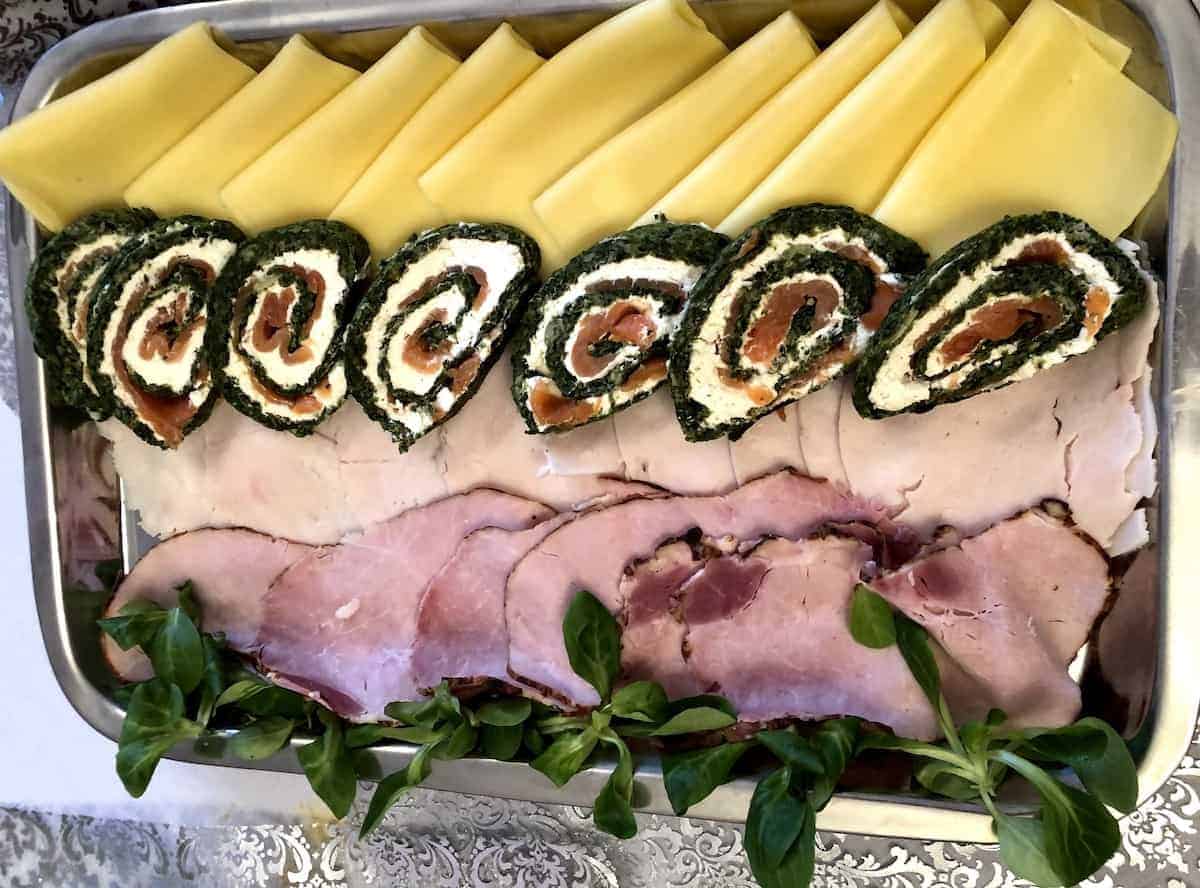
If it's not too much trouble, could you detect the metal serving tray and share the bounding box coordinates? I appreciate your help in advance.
[10,0,1200,844]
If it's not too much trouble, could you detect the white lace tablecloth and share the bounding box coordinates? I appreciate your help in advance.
[0,3,1197,885]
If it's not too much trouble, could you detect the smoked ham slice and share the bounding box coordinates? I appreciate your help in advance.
[617,508,1108,738]
[505,471,892,707]
[103,528,313,683]
[257,490,553,720]
[411,515,573,692]
[410,482,654,692]
[685,537,937,739]
[871,507,1110,729]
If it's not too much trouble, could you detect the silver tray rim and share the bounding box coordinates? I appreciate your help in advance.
[8,0,1200,844]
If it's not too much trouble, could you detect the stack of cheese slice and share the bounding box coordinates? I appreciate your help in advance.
[331,24,544,260]
[644,0,912,229]
[717,0,1010,235]
[417,0,727,268]
[531,11,817,267]
[874,0,1178,254]
[221,27,460,233]
[125,35,358,220]
[0,22,253,231]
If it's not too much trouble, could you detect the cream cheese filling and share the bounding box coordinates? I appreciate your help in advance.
[868,232,1124,412]
[527,256,701,376]
[361,237,524,434]
[237,248,348,389]
[98,237,238,423]
[686,227,881,426]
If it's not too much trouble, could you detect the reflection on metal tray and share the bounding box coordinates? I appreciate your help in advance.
[8,0,1200,844]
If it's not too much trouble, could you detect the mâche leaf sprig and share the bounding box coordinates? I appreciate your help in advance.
[354,681,539,837]
[849,584,1136,887]
[530,590,738,838]
[99,585,341,812]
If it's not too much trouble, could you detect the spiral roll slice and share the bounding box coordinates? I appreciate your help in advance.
[671,204,927,441]
[27,208,156,415]
[346,222,540,449]
[210,221,368,435]
[512,222,728,433]
[88,216,243,448]
[853,212,1147,419]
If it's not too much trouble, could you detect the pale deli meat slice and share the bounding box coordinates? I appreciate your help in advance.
[221,27,459,233]
[441,353,636,511]
[730,405,807,486]
[644,1,910,229]
[837,295,1156,552]
[125,36,357,220]
[532,11,816,266]
[873,0,1175,256]
[718,0,1005,235]
[201,403,350,545]
[0,22,253,231]
[612,389,736,494]
[331,24,544,260]
[417,0,727,266]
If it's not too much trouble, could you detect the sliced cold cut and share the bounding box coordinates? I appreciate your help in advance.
[257,489,553,719]
[506,471,891,706]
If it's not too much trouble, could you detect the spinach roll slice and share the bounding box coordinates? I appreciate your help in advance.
[346,222,540,449]
[88,215,243,449]
[209,221,369,435]
[27,208,156,415]
[670,204,927,442]
[511,222,728,433]
[853,212,1148,419]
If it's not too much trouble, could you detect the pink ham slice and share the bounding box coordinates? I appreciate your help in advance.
[871,508,1111,730]
[684,537,938,740]
[103,528,313,682]
[257,489,554,720]
[506,471,893,707]
[411,481,656,693]
[410,514,573,692]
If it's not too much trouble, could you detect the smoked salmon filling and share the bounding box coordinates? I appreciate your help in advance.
[88,216,243,448]
[346,222,540,450]
[670,204,926,441]
[27,208,156,417]
[511,222,727,433]
[853,212,1148,419]
[209,221,369,435]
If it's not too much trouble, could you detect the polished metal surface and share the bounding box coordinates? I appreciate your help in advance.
[7,0,1198,845]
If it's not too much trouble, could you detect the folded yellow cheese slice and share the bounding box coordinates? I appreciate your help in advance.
[644,1,911,229]
[331,24,543,260]
[718,0,1006,236]
[874,0,1176,254]
[417,0,727,264]
[795,0,935,39]
[532,12,815,266]
[221,27,459,233]
[125,36,357,220]
[0,22,253,231]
